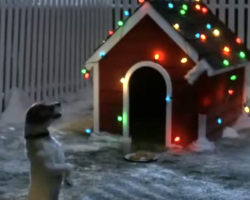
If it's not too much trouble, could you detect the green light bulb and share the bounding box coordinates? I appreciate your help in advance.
[117,21,124,26]
[223,59,230,66]
[239,51,246,58]
[117,116,123,122]
[182,4,188,10]
[81,68,87,74]
[180,10,186,15]
[230,75,237,81]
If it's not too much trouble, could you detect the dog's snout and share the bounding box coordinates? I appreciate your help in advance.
[54,102,61,107]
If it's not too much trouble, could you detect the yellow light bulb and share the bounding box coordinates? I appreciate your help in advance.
[181,57,188,63]
[173,23,180,29]
[245,106,250,114]
[213,29,220,36]
[120,78,125,83]
[195,0,200,2]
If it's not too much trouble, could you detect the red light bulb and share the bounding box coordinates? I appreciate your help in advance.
[228,89,234,95]
[223,46,230,53]
[200,34,206,40]
[202,7,208,13]
[84,72,90,79]
[174,137,180,142]
[138,0,145,3]
[236,38,242,44]
[109,30,114,36]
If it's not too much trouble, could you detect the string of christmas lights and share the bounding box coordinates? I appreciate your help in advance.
[81,0,249,128]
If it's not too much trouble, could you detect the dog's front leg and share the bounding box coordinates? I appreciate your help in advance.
[44,162,73,176]
[64,168,74,186]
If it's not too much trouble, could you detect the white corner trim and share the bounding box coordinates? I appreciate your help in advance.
[188,114,215,152]
[85,2,199,68]
[93,63,100,133]
[243,63,250,104]
[184,59,211,85]
[86,63,96,71]
[198,114,207,138]
[123,61,172,147]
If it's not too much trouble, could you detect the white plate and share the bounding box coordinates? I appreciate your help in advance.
[124,152,158,163]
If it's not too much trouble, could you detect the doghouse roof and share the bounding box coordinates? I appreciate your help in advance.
[85,0,250,83]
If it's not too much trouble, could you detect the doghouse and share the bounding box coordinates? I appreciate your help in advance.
[84,0,250,147]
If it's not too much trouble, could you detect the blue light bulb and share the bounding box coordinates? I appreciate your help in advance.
[124,10,129,16]
[166,96,171,102]
[100,52,106,57]
[217,118,222,124]
[195,33,200,38]
[168,3,174,9]
[85,128,91,134]
[206,23,211,29]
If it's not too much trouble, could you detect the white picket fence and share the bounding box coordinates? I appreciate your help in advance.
[0,0,114,113]
[0,0,250,114]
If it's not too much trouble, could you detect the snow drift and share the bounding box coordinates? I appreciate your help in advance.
[222,127,239,138]
[0,85,93,128]
[188,137,215,152]
[0,88,30,126]
[232,112,250,131]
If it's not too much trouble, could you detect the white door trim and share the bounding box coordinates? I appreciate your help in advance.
[93,63,99,133]
[123,61,172,147]
[198,114,207,138]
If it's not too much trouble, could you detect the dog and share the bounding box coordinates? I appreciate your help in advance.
[24,102,74,200]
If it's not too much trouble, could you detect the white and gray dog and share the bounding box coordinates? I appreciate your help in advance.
[24,102,74,200]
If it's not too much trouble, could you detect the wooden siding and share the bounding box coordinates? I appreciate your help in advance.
[99,15,198,145]
[196,67,245,140]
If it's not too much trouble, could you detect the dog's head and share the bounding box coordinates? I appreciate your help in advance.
[25,102,62,126]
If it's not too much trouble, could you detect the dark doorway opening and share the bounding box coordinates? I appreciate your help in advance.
[129,67,166,146]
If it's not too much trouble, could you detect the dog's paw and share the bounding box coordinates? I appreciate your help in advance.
[64,166,74,187]
[65,163,74,171]
[64,178,74,187]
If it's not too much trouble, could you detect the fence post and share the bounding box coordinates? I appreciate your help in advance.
[54,0,62,100]
[42,0,50,101]
[4,0,14,107]
[75,0,81,90]
[36,0,45,101]
[70,0,77,93]
[48,0,56,99]
[59,0,66,99]
[0,0,7,114]
[24,0,32,97]
[30,0,39,101]
[11,0,20,90]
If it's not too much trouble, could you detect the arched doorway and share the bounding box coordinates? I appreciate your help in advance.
[123,61,172,147]
[129,67,166,145]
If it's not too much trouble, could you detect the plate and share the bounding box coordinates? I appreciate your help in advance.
[124,152,158,163]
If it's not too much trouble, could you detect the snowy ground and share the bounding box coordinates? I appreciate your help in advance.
[1,87,250,200]
[1,124,250,200]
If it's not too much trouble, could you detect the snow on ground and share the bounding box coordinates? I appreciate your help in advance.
[233,113,250,131]
[2,86,250,199]
[0,88,31,126]
[223,127,239,138]
[2,124,250,200]
[188,137,215,152]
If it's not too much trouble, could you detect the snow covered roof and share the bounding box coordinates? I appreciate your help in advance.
[85,0,250,81]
